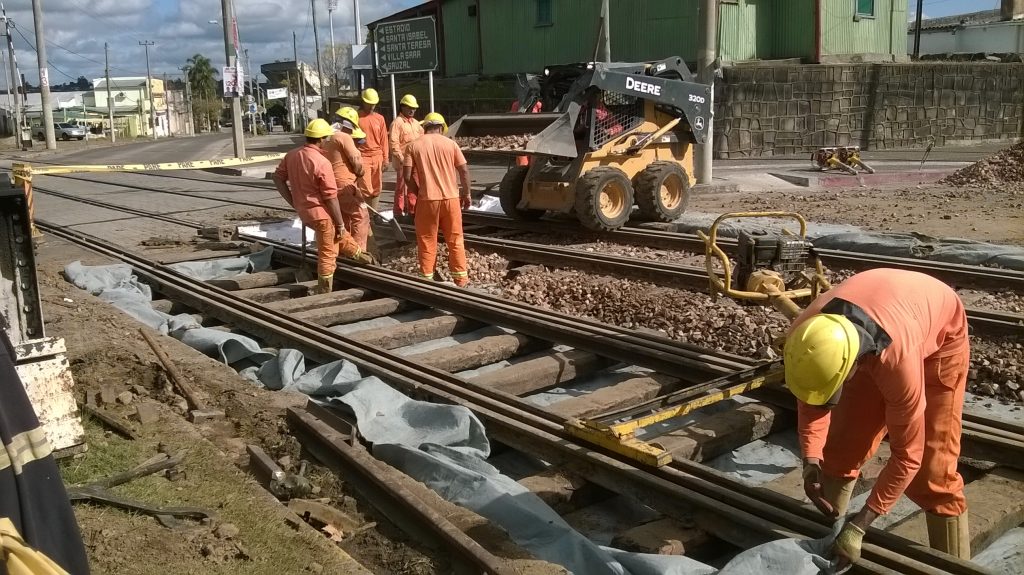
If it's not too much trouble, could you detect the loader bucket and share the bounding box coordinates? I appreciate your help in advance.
[449,112,579,159]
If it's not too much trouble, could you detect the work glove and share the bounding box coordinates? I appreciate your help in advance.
[352,250,378,265]
[803,461,837,518]
[833,521,865,566]
[460,194,471,210]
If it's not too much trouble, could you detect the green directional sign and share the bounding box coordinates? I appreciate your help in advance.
[375,16,438,75]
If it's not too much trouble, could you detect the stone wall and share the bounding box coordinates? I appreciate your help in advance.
[714,62,1024,158]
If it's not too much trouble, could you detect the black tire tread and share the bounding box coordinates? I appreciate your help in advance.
[574,166,634,231]
[634,161,690,222]
[498,166,544,220]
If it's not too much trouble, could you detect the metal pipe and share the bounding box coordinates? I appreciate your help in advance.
[353,0,361,44]
[311,0,327,116]
[30,0,55,149]
[140,41,156,139]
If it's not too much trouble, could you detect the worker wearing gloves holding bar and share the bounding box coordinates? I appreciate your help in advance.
[403,112,471,287]
[273,119,375,295]
[323,107,370,251]
[357,89,389,212]
[784,268,971,567]
[390,94,424,221]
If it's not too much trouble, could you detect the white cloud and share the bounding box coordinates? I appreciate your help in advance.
[7,0,418,85]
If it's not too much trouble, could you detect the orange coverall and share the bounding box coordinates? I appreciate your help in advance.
[792,268,969,518]
[322,132,369,251]
[274,144,360,277]
[403,133,469,286]
[390,115,424,216]
[358,110,389,210]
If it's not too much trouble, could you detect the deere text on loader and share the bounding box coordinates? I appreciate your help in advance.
[449,57,712,231]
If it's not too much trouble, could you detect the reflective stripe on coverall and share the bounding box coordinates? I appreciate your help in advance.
[311,218,360,278]
[793,268,969,517]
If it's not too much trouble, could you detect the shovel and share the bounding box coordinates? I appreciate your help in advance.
[362,202,408,243]
[295,224,316,282]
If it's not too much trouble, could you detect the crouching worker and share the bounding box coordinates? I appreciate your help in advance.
[273,119,376,294]
[403,112,471,287]
[784,268,971,567]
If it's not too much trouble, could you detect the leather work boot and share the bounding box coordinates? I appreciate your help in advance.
[926,511,970,559]
[822,476,856,517]
[315,275,333,295]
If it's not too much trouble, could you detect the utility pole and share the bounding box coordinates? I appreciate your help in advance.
[30,0,55,149]
[1,3,22,146]
[139,40,156,139]
[311,0,327,116]
[244,48,255,134]
[912,0,924,59]
[696,0,717,185]
[328,0,337,94]
[181,66,193,136]
[105,42,115,143]
[598,0,610,62]
[353,0,361,43]
[220,0,245,158]
[293,30,301,130]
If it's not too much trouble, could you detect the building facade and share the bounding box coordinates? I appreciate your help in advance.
[908,3,1024,57]
[370,0,908,78]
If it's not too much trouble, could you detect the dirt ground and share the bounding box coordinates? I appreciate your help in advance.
[35,239,452,575]
[692,182,1024,245]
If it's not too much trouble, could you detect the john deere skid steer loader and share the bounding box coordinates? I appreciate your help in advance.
[449,57,712,231]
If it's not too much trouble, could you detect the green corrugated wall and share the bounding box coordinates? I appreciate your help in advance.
[441,0,482,75]
[821,0,907,58]
[435,0,906,77]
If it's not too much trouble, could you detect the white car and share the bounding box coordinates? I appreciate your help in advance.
[36,123,86,141]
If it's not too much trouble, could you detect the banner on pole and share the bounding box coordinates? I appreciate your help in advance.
[222,67,244,97]
[266,87,288,100]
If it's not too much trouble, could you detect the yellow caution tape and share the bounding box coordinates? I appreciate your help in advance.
[12,153,285,180]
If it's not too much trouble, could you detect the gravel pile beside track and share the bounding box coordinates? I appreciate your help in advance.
[506,233,711,267]
[381,245,510,285]
[943,142,1024,187]
[969,336,1024,403]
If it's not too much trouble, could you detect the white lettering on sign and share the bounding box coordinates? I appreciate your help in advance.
[625,76,661,96]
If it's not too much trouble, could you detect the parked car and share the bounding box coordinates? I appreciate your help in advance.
[35,123,87,141]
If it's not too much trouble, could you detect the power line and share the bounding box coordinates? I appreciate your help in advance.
[12,26,77,82]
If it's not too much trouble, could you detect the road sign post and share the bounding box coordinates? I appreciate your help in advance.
[374,16,438,117]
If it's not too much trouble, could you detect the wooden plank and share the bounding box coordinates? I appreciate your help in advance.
[291,298,412,326]
[546,374,680,420]
[265,288,371,313]
[468,350,613,396]
[647,402,794,463]
[517,468,609,514]
[348,315,484,350]
[611,518,714,557]
[234,281,318,303]
[407,334,543,373]
[887,467,1024,553]
[207,268,299,290]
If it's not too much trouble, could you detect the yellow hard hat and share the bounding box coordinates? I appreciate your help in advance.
[361,88,380,105]
[352,127,366,140]
[304,118,334,139]
[784,314,861,406]
[400,94,419,109]
[421,112,447,134]
[337,106,361,128]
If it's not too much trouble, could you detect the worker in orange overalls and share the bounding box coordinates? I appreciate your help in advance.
[784,268,971,566]
[273,119,375,294]
[402,112,471,287]
[357,88,389,212]
[322,107,370,251]
[390,94,424,220]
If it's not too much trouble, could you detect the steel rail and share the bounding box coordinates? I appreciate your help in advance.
[40,221,984,575]
[461,212,1024,292]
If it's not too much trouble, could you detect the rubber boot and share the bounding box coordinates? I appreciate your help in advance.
[822,476,856,518]
[315,275,333,295]
[926,511,970,559]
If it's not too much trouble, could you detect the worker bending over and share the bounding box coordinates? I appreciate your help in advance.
[323,107,370,251]
[390,94,424,219]
[403,112,471,287]
[273,119,374,295]
[785,268,970,566]
[357,89,389,212]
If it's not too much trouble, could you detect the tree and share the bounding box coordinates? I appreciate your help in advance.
[187,53,220,131]
[320,43,352,94]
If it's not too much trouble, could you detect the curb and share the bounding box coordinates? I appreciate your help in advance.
[769,168,954,188]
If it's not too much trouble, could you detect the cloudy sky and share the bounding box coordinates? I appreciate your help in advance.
[1,0,1005,87]
[4,0,421,85]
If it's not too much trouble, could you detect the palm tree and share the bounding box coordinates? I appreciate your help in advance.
[187,54,219,131]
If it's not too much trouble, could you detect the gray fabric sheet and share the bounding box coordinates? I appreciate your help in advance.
[813,232,1024,271]
[65,257,847,575]
[974,527,1024,575]
[166,246,274,280]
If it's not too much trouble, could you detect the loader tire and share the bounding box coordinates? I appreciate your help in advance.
[575,167,634,231]
[498,166,544,220]
[634,161,690,222]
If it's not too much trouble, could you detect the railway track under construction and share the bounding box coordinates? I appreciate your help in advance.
[31,176,1024,574]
